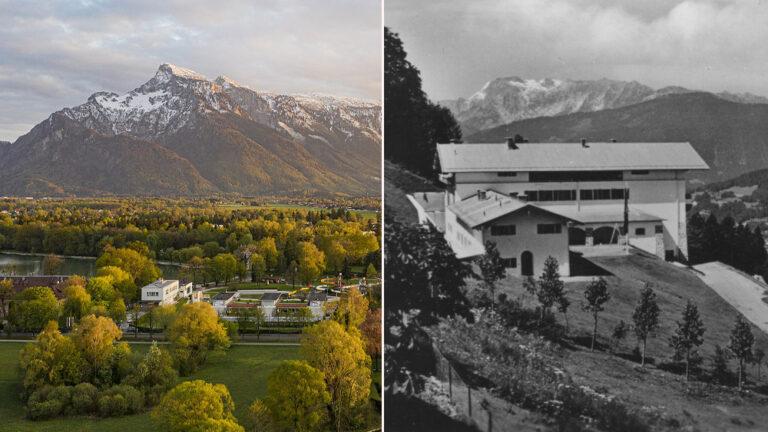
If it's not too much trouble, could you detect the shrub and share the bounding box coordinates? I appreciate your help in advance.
[97,385,144,417]
[71,383,99,414]
[26,385,72,420]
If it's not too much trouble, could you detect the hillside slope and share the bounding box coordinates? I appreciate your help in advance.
[468,92,768,183]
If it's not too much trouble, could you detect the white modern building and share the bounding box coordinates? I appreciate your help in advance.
[409,140,709,277]
[141,279,181,305]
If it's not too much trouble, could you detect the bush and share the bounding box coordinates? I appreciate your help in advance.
[26,385,71,420]
[97,385,144,417]
[71,383,99,414]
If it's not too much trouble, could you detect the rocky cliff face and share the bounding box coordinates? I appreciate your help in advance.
[0,64,381,197]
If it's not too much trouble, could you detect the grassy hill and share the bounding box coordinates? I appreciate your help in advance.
[384,160,441,224]
[464,249,768,431]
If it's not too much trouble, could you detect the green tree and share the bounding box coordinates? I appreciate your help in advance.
[125,341,177,404]
[167,302,230,375]
[730,315,754,390]
[262,360,331,432]
[332,287,368,335]
[301,320,371,432]
[365,263,378,279]
[250,253,267,282]
[152,380,244,432]
[633,285,660,367]
[71,315,122,369]
[669,300,705,380]
[10,286,61,332]
[0,278,13,323]
[62,282,92,324]
[583,277,611,351]
[476,241,506,310]
[96,246,161,287]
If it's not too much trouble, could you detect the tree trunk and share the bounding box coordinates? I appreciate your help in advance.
[685,349,690,381]
[739,360,744,390]
[591,314,598,351]
[641,338,647,367]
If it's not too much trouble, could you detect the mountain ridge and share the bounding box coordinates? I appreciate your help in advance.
[441,77,768,135]
[0,64,381,197]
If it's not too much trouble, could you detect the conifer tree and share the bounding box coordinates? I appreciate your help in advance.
[583,277,611,351]
[730,315,754,390]
[476,241,506,310]
[669,300,705,380]
[632,285,660,367]
[536,256,565,326]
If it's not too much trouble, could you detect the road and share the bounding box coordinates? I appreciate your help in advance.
[694,261,768,334]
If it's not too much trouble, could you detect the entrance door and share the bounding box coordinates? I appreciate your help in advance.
[521,251,533,276]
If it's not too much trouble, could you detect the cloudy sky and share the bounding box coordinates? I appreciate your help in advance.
[0,0,381,142]
[387,0,768,101]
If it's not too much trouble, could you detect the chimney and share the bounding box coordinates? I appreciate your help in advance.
[477,190,487,200]
[581,138,589,148]
[506,137,518,149]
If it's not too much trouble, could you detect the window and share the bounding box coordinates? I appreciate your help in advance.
[502,258,517,268]
[611,189,628,200]
[538,190,554,201]
[554,190,576,201]
[594,189,612,200]
[635,228,646,235]
[631,170,649,175]
[655,225,664,234]
[524,190,539,201]
[497,172,517,177]
[537,223,562,234]
[491,225,516,236]
[580,189,593,200]
[529,171,623,182]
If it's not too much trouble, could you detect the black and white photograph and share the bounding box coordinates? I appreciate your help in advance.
[384,1,768,431]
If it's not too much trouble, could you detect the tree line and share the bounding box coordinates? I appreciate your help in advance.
[688,212,768,276]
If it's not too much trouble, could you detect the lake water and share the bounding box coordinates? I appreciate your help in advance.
[0,252,179,279]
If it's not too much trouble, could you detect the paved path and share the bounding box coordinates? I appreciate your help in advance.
[694,261,768,334]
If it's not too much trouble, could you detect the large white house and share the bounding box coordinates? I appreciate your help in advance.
[141,279,182,305]
[409,140,709,277]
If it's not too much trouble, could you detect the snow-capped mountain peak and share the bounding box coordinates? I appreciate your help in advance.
[155,63,207,82]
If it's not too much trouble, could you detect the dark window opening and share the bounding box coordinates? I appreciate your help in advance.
[524,190,539,201]
[497,172,517,177]
[537,223,563,234]
[655,225,664,234]
[635,228,646,235]
[631,170,649,175]
[580,189,593,200]
[539,190,554,201]
[594,189,612,200]
[490,225,516,236]
[502,258,517,268]
[611,189,628,200]
[529,171,623,182]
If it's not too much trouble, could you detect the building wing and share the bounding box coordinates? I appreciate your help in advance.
[437,142,710,173]
[448,190,579,228]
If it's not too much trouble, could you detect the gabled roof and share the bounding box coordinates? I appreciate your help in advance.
[437,142,709,172]
[449,190,578,228]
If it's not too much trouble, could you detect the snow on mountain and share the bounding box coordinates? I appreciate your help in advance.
[59,63,381,143]
[441,77,768,135]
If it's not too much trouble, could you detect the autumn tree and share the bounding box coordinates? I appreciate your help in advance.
[62,282,92,324]
[476,241,506,310]
[669,300,705,380]
[333,287,368,335]
[42,254,64,274]
[301,320,371,432]
[97,266,137,301]
[583,277,611,351]
[730,315,755,390]
[167,302,230,375]
[71,315,122,369]
[633,285,660,367]
[297,242,326,286]
[19,321,86,395]
[261,360,331,432]
[152,380,244,432]
[365,263,378,279]
[360,308,382,367]
[96,246,161,287]
[250,253,267,282]
[10,286,61,332]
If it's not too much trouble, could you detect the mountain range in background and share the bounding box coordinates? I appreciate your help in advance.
[466,92,768,184]
[0,64,381,197]
[440,77,768,136]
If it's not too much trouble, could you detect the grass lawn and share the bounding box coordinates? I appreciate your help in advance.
[0,342,299,432]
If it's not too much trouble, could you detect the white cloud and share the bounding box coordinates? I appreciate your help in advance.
[387,0,768,100]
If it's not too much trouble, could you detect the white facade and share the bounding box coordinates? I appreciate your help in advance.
[411,141,708,277]
[141,279,180,305]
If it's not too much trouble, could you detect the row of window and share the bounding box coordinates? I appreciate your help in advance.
[490,223,562,236]
[497,170,650,181]
[523,188,629,202]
